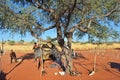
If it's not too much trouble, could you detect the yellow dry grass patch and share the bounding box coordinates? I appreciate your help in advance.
[71,43,120,50]
[2,44,33,53]
[1,43,120,51]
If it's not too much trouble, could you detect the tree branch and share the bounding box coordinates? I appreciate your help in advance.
[36,1,54,13]
[101,6,118,18]
[69,5,118,33]
[36,24,56,32]
[64,0,77,31]
[28,25,57,43]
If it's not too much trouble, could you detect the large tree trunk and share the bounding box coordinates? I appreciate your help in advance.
[56,26,73,74]
[63,47,73,74]
[65,32,73,49]
[64,32,73,74]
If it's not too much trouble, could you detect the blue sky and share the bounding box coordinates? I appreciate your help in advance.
[1,20,120,42]
[0,20,120,42]
[0,31,35,42]
[0,28,57,42]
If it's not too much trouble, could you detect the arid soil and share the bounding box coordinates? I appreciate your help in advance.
[0,49,120,80]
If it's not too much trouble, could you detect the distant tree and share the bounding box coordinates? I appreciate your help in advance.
[31,39,35,43]
[18,40,24,45]
[8,40,15,45]
[46,36,52,41]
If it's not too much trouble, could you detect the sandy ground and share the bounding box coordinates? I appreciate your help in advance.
[0,49,120,80]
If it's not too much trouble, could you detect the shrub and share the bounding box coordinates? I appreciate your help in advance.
[8,40,15,45]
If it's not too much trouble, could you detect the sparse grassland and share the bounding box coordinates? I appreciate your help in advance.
[72,43,120,50]
[1,42,120,51]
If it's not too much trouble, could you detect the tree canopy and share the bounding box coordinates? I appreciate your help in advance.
[0,0,120,43]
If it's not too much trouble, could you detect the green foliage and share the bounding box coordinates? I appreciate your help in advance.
[107,28,120,42]
[46,36,52,41]
[0,0,120,43]
[74,29,86,39]
[0,2,36,35]
[8,40,15,45]
[88,24,109,39]
[18,40,24,45]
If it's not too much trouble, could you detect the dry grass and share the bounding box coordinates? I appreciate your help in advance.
[1,43,120,51]
[72,43,120,50]
[1,44,33,53]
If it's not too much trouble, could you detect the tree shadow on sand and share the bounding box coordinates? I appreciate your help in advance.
[0,71,7,80]
[74,62,91,72]
[19,53,34,60]
[77,53,88,60]
[115,48,120,50]
[108,62,120,72]
[6,53,34,75]
[100,62,120,77]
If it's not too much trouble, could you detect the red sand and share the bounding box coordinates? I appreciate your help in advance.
[1,49,120,80]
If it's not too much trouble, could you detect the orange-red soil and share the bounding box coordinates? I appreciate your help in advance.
[0,49,120,80]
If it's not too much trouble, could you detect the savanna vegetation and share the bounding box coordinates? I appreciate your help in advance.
[0,0,120,75]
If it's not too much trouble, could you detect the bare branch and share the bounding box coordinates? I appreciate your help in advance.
[28,24,57,42]
[69,19,91,33]
[87,19,92,28]
[36,23,56,32]
[101,6,118,17]
[69,25,87,33]
[28,26,39,39]
[64,0,77,31]
[42,25,56,31]
[36,2,54,13]
[69,5,118,33]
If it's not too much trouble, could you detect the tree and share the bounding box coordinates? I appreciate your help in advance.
[8,40,15,45]
[18,40,24,45]
[0,0,120,75]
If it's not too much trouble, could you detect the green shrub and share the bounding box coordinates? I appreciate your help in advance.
[8,40,15,45]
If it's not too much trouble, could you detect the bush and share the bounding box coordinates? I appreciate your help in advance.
[18,40,24,45]
[8,40,15,45]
